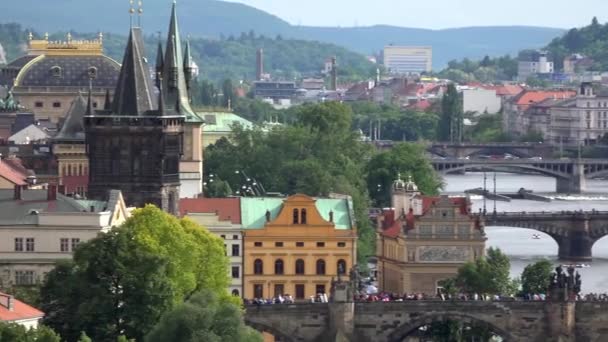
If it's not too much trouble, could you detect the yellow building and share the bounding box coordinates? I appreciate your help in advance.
[1,33,120,123]
[242,194,357,300]
[376,176,486,295]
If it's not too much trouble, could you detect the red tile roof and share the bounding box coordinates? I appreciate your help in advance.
[179,198,241,224]
[0,160,27,186]
[512,90,576,110]
[482,84,525,97]
[0,293,44,322]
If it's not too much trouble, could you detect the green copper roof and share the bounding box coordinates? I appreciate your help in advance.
[240,197,353,230]
[199,112,253,132]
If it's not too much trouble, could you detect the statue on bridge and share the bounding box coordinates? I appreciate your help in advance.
[548,266,581,301]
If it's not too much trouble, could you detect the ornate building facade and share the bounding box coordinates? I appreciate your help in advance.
[84,3,202,214]
[376,176,486,295]
[242,194,357,300]
[0,33,120,123]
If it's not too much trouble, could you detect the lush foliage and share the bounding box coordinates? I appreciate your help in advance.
[366,143,442,207]
[349,101,439,141]
[0,322,61,342]
[454,247,518,296]
[521,259,553,295]
[464,113,511,143]
[39,206,230,342]
[146,289,262,342]
[437,55,519,83]
[545,17,608,71]
[438,84,463,143]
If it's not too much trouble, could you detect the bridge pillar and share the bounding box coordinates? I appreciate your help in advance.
[556,163,585,194]
[557,229,594,261]
[545,301,576,342]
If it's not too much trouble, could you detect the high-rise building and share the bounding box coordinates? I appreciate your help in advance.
[383,46,432,75]
[85,3,203,214]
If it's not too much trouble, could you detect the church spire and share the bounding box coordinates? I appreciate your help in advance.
[111,28,156,116]
[155,36,164,88]
[183,38,193,98]
[161,1,195,117]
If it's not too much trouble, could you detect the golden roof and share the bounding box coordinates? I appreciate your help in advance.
[27,32,104,56]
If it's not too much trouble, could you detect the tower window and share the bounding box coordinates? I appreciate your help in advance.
[50,66,62,78]
[301,208,307,224]
[293,208,299,224]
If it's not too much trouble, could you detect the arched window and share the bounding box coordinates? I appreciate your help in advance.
[301,208,307,224]
[316,259,326,275]
[274,259,284,275]
[295,259,305,275]
[232,289,240,296]
[293,209,299,224]
[337,259,347,275]
[254,259,263,275]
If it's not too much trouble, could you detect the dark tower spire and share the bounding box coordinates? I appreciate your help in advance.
[86,80,94,115]
[330,56,338,91]
[103,89,112,110]
[162,1,195,117]
[156,39,164,89]
[158,75,165,116]
[256,48,264,81]
[112,28,157,115]
[183,38,193,98]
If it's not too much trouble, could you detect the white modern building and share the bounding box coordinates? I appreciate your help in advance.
[384,46,432,75]
[461,87,502,114]
[518,51,554,81]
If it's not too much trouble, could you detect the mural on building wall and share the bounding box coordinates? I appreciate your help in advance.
[418,246,470,262]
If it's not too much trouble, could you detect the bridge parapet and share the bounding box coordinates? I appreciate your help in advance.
[245,303,330,342]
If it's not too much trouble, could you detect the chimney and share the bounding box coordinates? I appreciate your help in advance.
[330,56,338,91]
[256,48,264,81]
[13,185,22,200]
[47,184,57,201]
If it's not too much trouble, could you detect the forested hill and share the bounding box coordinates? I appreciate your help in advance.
[0,23,375,83]
[545,17,608,71]
[0,0,564,69]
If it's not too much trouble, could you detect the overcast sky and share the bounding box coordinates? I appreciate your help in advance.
[226,0,607,29]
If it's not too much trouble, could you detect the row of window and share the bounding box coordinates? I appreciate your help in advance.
[14,238,80,252]
[15,270,36,285]
[224,244,240,257]
[253,259,347,276]
[253,283,326,299]
[220,234,240,240]
[253,241,347,248]
[34,101,99,109]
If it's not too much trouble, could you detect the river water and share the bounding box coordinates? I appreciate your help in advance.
[441,173,608,294]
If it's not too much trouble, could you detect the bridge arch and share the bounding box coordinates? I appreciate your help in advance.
[438,163,569,179]
[387,313,517,342]
[244,319,295,342]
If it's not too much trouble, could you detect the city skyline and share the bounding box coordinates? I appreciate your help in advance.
[227,0,607,29]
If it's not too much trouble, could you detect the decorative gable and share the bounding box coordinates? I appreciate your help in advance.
[265,194,335,228]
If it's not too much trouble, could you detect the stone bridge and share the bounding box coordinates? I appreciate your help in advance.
[479,211,608,261]
[431,158,608,193]
[244,301,608,342]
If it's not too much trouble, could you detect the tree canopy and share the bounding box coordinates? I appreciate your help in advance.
[454,247,518,296]
[146,289,262,342]
[40,206,229,342]
[521,259,553,295]
[0,322,61,342]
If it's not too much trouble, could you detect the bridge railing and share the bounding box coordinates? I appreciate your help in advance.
[477,210,608,217]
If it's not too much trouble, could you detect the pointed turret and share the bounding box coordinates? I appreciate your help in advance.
[111,28,157,116]
[161,1,195,117]
[155,40,164,88]
[86,86,94,116]
[183,39,193,95]
[55,94,87,142]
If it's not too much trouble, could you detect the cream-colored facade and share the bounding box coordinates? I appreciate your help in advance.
[243,194,357,300]
[0,189,130,287]
[384,46,432,75]
[180,122,203,198]
[185,211,243,296]
[376,177,486,295]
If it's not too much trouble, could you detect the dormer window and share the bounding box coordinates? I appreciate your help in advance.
[88,66,98,79]
[50,66,62,78]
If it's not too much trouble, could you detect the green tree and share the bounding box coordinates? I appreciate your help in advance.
[438,84,463,143]
[200,80,218,106]
[0,322,61,342]
[40,206,230,342]
[78,332,92,342]
[365,143,442,207]
[521,259,553,294]
[146,289,262,342]
[455,247,516,296]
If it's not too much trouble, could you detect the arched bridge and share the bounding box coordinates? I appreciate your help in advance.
[245,301,608,342]
[432,158,608,193]
[427,142,553,158]
[479,211,608,261]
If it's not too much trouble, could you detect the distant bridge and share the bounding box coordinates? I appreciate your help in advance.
[478,211,608,261]
[431,158,608,193]
[371,141,554,158]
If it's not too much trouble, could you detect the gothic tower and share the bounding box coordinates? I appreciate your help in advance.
[84,3,195,215]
